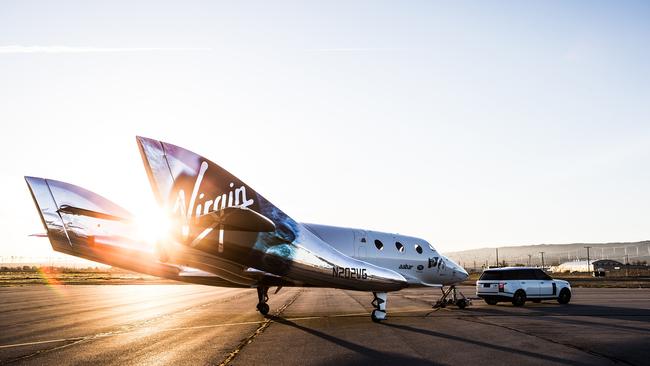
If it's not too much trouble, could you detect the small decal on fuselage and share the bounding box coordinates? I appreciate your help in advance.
[332,266,368,279]
[398,264,413,270]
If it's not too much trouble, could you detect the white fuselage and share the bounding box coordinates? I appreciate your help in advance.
[303,223,468,286]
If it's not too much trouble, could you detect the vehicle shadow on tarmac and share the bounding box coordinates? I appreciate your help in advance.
[469,302,650,332]
[267,315,437,366]
[473,301,649,316]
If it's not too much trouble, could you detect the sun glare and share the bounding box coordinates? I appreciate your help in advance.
[133,207,172,249]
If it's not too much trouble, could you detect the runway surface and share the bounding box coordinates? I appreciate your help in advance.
[0,285,648,365]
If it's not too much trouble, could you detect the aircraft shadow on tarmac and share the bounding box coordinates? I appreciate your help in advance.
[267,315,437,366]
[274,301,649,365]
[380,322,593,366]
[428,302,649,365]
[267,312,615,366]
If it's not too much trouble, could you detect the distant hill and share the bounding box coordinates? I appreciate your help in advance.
[444,240,650,271]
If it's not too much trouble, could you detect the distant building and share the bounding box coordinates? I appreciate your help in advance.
[551,259,624,273]
[551,259,649,277]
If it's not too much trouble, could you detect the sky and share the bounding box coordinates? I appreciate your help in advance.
[1,1,649,260]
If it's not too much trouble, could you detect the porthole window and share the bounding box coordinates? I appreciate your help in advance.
[415,244,423,254]
[395,241,405,253]
[374,239,384,250]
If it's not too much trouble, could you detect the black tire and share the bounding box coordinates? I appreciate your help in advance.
[557,288,571,304]
[512,290,526,306]
[257,303,270,315]
[484,298,498,305]
[532,299,542,303]
[456,299,468,309]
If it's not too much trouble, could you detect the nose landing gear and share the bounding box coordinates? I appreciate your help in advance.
[256,286,270,315]
[433,285,471,309]
[371,292,387,322]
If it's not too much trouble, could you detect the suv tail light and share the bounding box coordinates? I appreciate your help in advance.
[498,282,506,292]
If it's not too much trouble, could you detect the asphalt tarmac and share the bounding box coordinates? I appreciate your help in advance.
[0,285,648,365]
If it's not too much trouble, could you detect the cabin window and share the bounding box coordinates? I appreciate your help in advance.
[374,239,384,250]
[414,244,423,254]
[395,242,405,253]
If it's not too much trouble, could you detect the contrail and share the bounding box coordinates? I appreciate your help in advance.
[0,45,212,54]
[310,47,398,52]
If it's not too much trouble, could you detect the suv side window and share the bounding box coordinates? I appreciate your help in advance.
[523,269,538,279]
[506,269,536,280]
[534,269,552,280]
[509,270,524,280]
[504,270,527,280]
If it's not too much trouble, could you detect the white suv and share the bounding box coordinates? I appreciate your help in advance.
[476,267,571,306]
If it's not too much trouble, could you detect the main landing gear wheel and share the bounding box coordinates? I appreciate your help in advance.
[434,285,472,309]
[256,286,270,315]
[256,302,270,315]
[371,292,387,323]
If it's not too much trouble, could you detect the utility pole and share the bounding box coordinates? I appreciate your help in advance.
[527,254,532,267]
[540,252,545,269]
[495,248,499,268]
[584,246,592,274]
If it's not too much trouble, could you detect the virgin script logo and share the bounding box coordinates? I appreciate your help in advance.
[172,161,255,224]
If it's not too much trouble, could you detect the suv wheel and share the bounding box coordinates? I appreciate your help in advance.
[557,288,571,304]
[512,290,526,306]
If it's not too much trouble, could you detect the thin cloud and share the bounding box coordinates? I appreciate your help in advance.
[310,47,400,52]
[0,45,212,54]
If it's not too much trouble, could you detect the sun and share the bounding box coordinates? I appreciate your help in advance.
[132,205,172,249]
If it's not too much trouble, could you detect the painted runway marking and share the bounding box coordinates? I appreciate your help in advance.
[0,308,436,350]
[218,290,304,366]
[0,338,84,349]
[162,319,265,332]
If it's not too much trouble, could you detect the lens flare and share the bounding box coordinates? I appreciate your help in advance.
[133,207,172,249]
[35,266,65,294]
